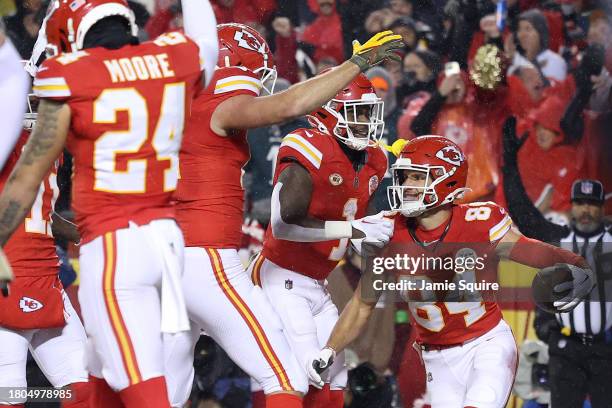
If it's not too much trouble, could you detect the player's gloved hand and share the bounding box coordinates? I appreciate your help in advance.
[350,31,404,72]
[551,263,595,312]
[308,347,336,388]
[350,212,394,248]
[0,249,14,297]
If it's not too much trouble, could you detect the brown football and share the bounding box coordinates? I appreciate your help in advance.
[531,265,573,314]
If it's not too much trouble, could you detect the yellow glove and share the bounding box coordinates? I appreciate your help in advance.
[352,30,402,55]
[349,31,404,72]
[0,248,13,297]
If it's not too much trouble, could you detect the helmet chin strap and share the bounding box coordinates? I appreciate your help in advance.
[400,186,471,217]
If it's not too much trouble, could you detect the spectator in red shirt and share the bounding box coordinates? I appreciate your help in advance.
[211,0,276,25]
[301,0,345,65]
[271,16,299,83]
[397,71,505,202]
[496,96,585,215]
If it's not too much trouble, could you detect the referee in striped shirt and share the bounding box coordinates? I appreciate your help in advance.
[503,173,612,406]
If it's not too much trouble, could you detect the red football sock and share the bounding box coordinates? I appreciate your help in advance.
[266,392,303,408]
[252,390,266,408]
[62,381,91,408]
[303,384,330,407]
[118,377,171,408]
[328,389,344,408]
[89,375,123,408]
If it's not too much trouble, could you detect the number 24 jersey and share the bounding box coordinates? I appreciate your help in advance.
[33,32,203,243]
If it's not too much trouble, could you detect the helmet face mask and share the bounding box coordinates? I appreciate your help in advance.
[217,23,277,94]
[309,73,385,151]
[255,65,277,95]
[387,163,451,217]
[329,97,385,151]
[386,136,470,217]
[23,93,38,131]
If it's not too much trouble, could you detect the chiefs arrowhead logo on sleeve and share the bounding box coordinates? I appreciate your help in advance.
[19,296,44,312]
[435,145,464,166]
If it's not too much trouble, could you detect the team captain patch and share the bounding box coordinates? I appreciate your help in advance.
[329,173,343,186]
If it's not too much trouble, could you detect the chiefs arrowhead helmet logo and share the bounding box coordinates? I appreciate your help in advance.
[435,145,464,166]
[234,30,265,53]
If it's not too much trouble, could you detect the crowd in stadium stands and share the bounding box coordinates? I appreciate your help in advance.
[3,0,611,407]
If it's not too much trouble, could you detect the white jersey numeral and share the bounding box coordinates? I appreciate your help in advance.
[93,84,185,193]
[266,144,280,186]
[401,275,487,332]
[25,173,59,236]
[328,198,358,261]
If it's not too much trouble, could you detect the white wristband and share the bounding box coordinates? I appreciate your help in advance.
[324,221,352,240]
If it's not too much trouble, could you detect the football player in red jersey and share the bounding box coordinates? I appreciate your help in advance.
[0,0,218,406]
[167,24,402,408]
[0,97,90,408]
[245,73,392,408]
[310,136,595,407]
[0,24,30,289]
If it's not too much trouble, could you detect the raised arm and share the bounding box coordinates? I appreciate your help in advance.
[0,33,29,168]
[211,31,403,134]
[181,0,218,87]
[501,117,569,242]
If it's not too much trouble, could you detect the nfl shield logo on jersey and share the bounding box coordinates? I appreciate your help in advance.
[19,297,44,312]
[285,279,293,290]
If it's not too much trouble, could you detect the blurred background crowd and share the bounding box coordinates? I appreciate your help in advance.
[3,0,612,407]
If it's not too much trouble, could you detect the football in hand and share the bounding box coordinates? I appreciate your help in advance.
[531,264,573,313]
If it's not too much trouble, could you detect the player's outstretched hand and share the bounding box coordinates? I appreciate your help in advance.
[308,347,336,388]
[0,249,14,297]
[551,263,594,312]
[350,30,404,72]
[351,212,394,248]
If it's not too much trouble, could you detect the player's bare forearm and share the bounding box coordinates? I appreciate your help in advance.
[271,164,365,241]
[272,61,360,120]
[326,282,376,352]
[214,63,360,131]
[0,100,70,246]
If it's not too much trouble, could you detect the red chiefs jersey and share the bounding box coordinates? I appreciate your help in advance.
[33,32,202,243]
[1,131,59,277]
[261,128,388,280]
[390,202,512,345]
[175,66,262,248]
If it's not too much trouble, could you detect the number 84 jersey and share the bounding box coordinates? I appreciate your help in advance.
[33,32,203,244]
[391,202,513,346]
[261,128,387,280]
